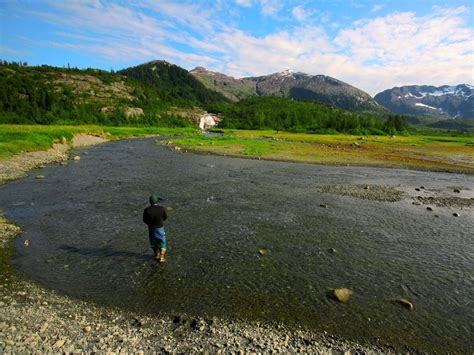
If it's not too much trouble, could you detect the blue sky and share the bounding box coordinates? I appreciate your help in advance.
[1,0,473,95]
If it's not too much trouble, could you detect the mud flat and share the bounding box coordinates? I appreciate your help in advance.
[1,137,473,353]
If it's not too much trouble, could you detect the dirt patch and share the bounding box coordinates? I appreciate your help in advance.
[0,134,110,185]
[414,196,474,208]
[0,216,21,249]
[72,134,108,148]
[316,184,405,202]
[0,143,68,185]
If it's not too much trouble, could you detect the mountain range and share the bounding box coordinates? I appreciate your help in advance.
[374,85,473,120]
[190,67,382,113]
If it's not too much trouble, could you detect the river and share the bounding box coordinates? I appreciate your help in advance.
[1,138,473,352]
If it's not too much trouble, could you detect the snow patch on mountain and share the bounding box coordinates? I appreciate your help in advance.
[415,102,439,110]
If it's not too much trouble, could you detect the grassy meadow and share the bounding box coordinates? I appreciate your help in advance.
[0,124,197,159]
[1,124,473,174]
[172,129,474,173]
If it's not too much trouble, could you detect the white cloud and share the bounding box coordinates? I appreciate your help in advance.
[370,4,385,13]
[0,46,23,55]
[235,0,253,7]
[18,2,474,95]
[198,6,473,95]
[292,6,308,22]
[259,0,283,16]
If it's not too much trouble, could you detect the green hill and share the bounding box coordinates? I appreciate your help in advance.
[0,61,227,126]
[118,61,229,106]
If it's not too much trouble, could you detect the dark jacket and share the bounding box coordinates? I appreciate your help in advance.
[143,204,167,229]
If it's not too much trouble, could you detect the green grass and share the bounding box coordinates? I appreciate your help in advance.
[2,125,473,174]
[0,124,198,159]
[173,130,474,173]
[218,129,474,146]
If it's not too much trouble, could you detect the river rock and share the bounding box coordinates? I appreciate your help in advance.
[332,288,353,303]
[39,322,49,333]
[73,155,81,161]
[53,339,66,348]
[394,298,414,311]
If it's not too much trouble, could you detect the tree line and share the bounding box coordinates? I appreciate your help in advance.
[208,97,407,134]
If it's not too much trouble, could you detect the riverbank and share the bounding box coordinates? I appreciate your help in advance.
[0,222,391,353]
[171,130,474,174]
[0,134,396,353]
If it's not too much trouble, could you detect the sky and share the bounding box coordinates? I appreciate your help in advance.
[0,0,473,95]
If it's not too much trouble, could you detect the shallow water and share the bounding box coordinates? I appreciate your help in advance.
[1,138,473,352]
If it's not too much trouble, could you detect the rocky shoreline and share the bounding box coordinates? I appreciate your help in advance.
[0,265,392,353]
[0,136,398,353]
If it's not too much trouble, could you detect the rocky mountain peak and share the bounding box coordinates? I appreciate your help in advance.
[374,84,473,119]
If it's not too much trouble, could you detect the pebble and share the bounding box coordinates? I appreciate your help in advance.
[73,156,81,161]
[40,322,49,333]
[319,204,328,208]
[453,189,461,193]
[24,239,29,247]
[258,249,268,256]
[453,213,460,217]
[84,325,92,333]
[53,339,66,348]
[332,288,353,303]
[394,298,414,311]
[35,175,45,179]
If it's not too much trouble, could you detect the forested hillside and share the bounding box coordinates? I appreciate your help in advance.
[208,97,406,134]
[118,61,229,106]
[0,61,175,125]
[0,61,223,126]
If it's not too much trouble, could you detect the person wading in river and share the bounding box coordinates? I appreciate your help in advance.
[143,195,168,262]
